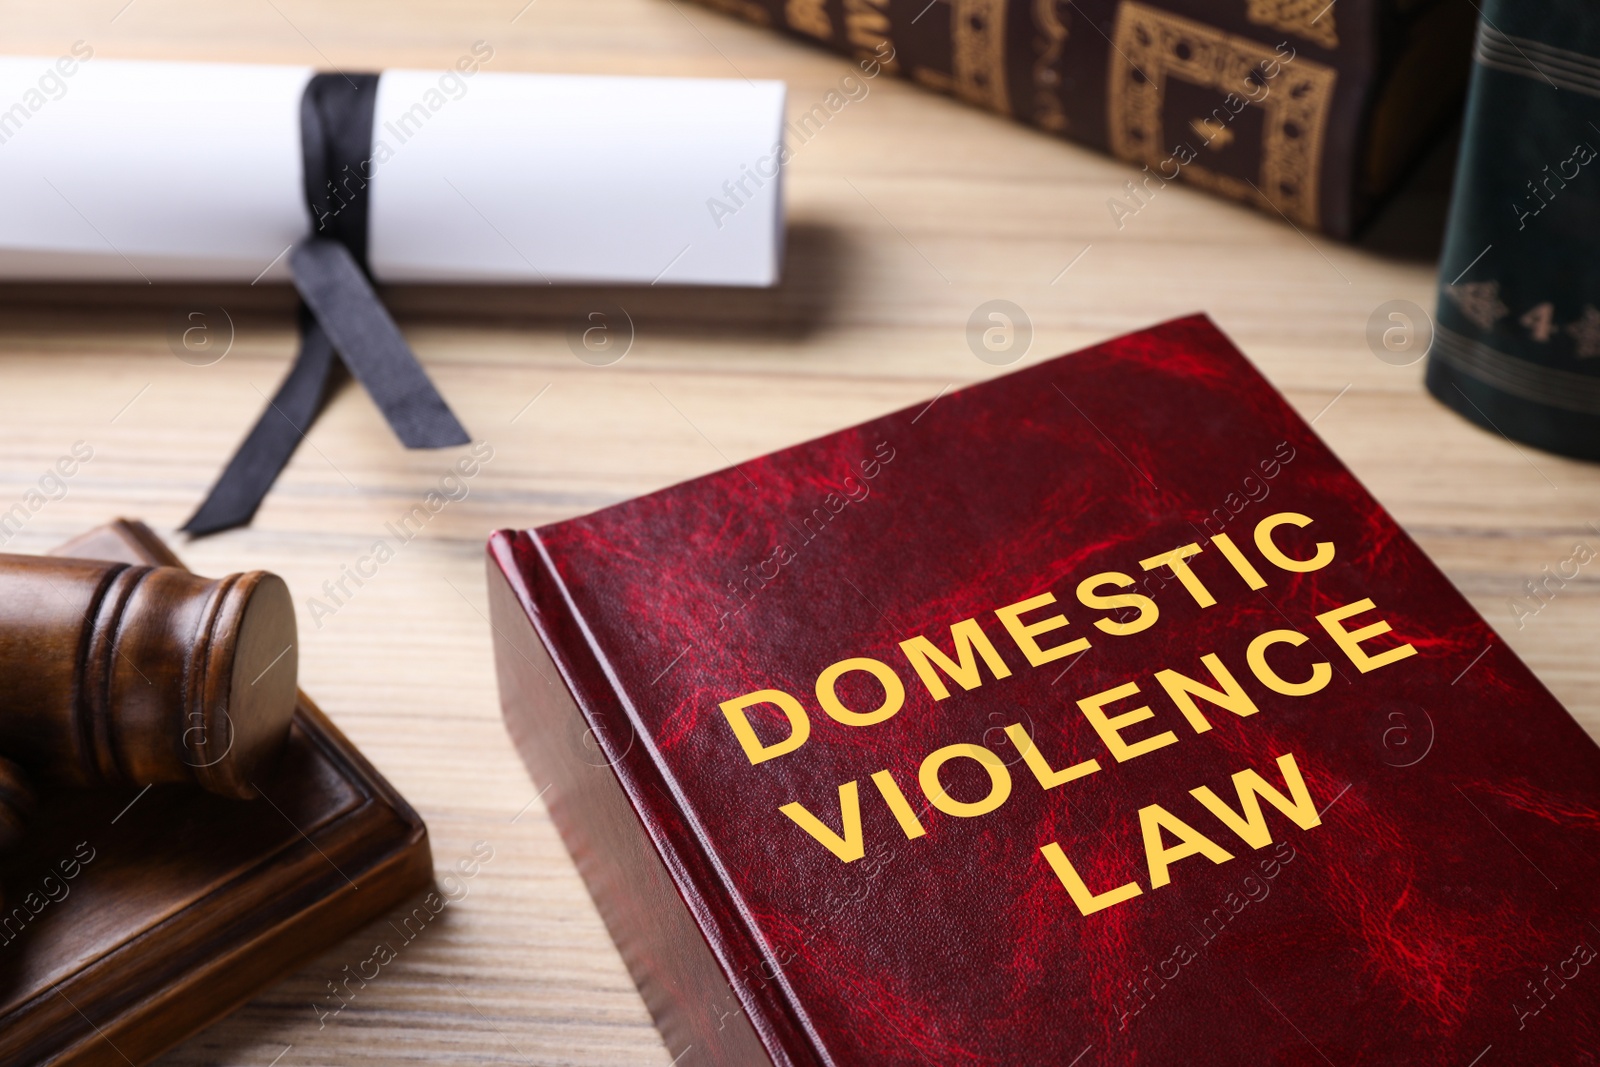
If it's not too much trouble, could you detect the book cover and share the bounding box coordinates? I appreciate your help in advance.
[488,314,1600,1065]
[1427,0,1600,461]
[689,0,1476,238]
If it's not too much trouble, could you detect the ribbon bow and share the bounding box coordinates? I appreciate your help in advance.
[183,73,470,536]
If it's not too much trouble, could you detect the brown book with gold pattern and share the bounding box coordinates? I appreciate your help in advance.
[699,0,1476,237]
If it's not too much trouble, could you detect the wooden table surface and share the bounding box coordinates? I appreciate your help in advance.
[2,1,1593,1064]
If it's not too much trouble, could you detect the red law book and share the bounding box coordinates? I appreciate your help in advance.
[487,314,1600,1066]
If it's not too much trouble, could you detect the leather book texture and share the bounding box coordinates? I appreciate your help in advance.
[690,0,1476,238]
[1426,0,1600,461]
[489,315,1600,1065]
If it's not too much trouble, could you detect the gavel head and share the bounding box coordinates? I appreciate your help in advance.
[0,555,299,802]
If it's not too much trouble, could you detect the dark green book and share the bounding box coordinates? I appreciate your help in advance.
[1428,0,1600,459]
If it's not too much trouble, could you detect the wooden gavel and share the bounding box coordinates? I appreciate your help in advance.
[0,554,298,856]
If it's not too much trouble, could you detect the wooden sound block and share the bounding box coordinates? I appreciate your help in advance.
[0,520,432,1066]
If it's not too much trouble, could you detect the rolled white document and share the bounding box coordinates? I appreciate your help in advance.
[0,50,786,286]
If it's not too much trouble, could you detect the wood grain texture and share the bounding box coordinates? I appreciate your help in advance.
[0,1,1584,1064]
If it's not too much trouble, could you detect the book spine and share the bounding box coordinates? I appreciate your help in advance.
[485,530,819,1067]
[1345,0,1475,223]
[693,0,1405,236]
[1425,0,1600,459]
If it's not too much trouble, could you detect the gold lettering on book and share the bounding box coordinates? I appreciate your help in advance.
[726,511,1427,921]
[1031,0,1070,132]
[1190,116,1235,149]
[1247,0,1338,49]
[844,0,897,68]
[786,0,832,40]
[713,511,1427,917]
[1572,307,1600,359]
[1108,2,1336,229]
[953,0,1012,115]
[1444,281,1509,331]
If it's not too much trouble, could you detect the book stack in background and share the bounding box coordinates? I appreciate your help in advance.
[694,0,1477,238]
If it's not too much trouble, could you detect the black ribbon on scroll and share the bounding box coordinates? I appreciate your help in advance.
[182,73,470,536]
